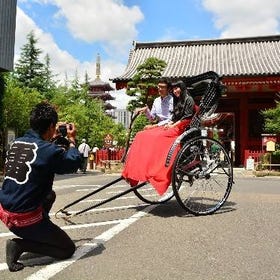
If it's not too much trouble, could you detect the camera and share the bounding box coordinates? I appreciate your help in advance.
[58,123,72,137]
[58,124,67,137]
[57,124,67,137]
[52,123,73,147]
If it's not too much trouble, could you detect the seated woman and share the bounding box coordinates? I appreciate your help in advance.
[122,80,195,195]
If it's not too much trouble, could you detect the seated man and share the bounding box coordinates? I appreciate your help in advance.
[136,78,173,129]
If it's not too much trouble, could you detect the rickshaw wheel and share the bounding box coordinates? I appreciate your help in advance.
[172,136,233,215]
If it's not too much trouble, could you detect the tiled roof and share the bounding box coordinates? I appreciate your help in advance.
[89,77,114,90]
[112,35,280,82]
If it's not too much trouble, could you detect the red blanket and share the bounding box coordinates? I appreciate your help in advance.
[122,120,190,195]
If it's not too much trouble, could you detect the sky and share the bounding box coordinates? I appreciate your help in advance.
[16,0,280,109]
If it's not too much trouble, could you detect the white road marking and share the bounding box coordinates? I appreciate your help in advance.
[0,203,148,238]
[0,181,156,275]
[80,194,157,202]
[0,203,151,271]
[0,232,12,238]
[0,220,120,239]
[107,188,154,194]
[53,184,128,191]
[0,263,8,270]
[25,204,157,280]
[52,203,147,217]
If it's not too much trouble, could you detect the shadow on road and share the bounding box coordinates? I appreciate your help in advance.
[148,199,237,218]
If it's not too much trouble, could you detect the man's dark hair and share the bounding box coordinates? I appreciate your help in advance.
[30,102,58,135]
[158,77,171,88]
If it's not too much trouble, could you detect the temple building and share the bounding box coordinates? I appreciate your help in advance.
[112,35,280,167]
[88,54,116,115]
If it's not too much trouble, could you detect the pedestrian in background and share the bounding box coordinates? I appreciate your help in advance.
[92,144,99,169]
[78,139,91,173]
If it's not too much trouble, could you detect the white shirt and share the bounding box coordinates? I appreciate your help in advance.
[78,143,91,157]
[145,94,173,126]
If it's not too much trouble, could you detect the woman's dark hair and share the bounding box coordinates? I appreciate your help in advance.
[171,80,186,92]
[30,102,58,135]
[171,80,188,121]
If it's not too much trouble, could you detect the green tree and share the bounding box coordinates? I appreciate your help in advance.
[262,101,280,134]
[41,54,57,99]
[14,31,46,93]
[126,57,167,111]
[2,30,127,159]
[51,82,126,148]
[130,114,149,139]
[3,77,43,136]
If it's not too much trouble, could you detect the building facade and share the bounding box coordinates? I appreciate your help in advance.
[112,109,132,129]
[112,35,280,166]
[0,0,17,168]
[0,0,17,72]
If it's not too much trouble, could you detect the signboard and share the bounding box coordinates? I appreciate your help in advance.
[261,134,277,152]
[266,141,275,152]
[246,157,255,170]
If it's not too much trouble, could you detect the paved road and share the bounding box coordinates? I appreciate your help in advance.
[0,171,279,280]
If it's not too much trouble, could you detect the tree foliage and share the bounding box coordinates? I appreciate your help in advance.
[130,114,149,139]
[3,76,43,135]
[126,57,167,111]
[48,83,126,148]
[14,31,46,91]
[1,30,127,153]
[262,101,280,134]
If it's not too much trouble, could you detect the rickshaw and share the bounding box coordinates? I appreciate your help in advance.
[55,71,233,219]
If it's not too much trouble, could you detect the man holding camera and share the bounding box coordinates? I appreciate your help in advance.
[0,101,81,272]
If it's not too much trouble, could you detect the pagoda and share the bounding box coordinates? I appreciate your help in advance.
[88,54,116,114]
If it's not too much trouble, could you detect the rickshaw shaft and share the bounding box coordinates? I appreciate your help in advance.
[61,176,124,210]
[74,181,147,216]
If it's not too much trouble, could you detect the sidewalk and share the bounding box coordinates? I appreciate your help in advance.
[233,168,255,178]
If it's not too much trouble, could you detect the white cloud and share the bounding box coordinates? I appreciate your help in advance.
[15,7,132,109]
[15,1,140,109]
[202,0,280,37]
[15,8,81,81]
[46,0,144,56]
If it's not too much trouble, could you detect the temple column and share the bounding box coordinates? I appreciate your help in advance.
[239,95,249,166]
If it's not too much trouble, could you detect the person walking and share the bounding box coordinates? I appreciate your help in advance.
[92,144,99,169]
[0,101,81,272]
[78,139,91,173]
